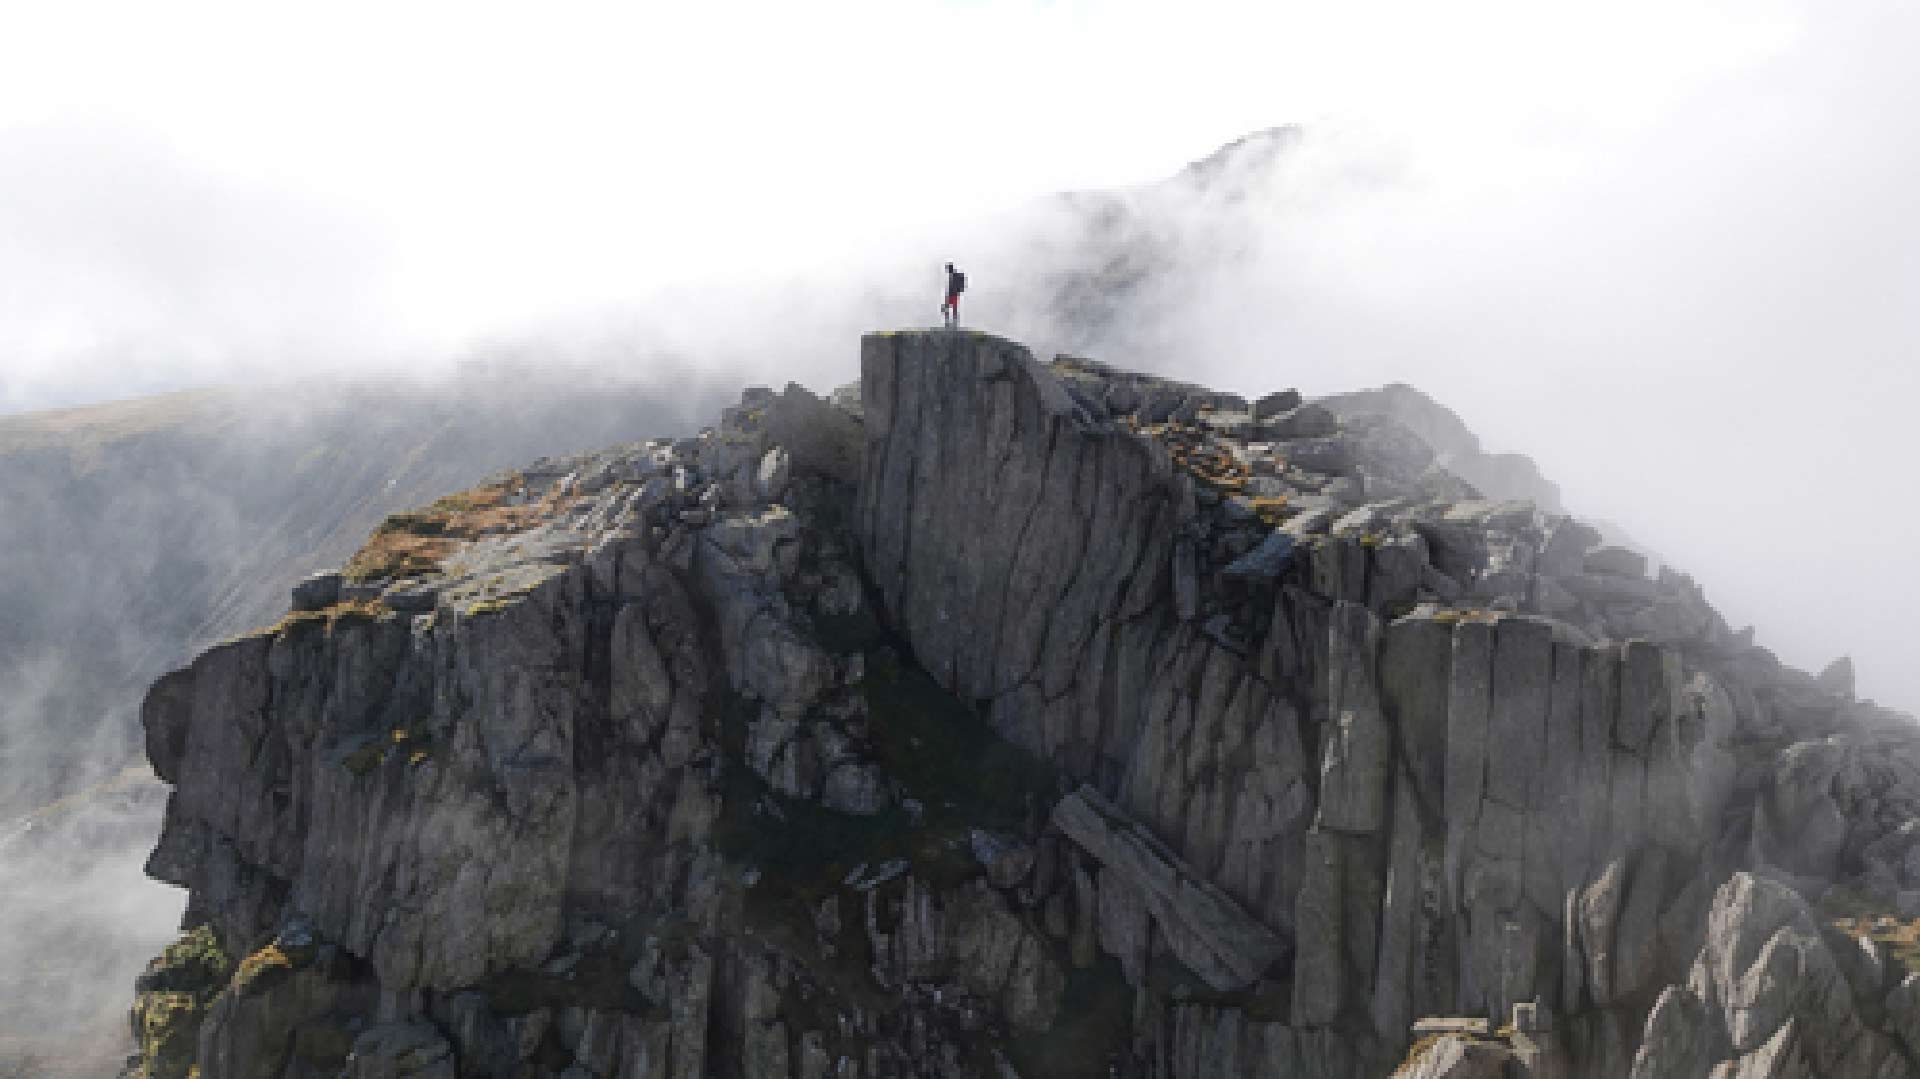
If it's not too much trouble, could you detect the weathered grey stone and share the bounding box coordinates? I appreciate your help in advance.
[1283,505,1337,538]
[1728,1020,1811,1079]
[869,876,1064,1033]
[1201,409,1256,438]
[1886,974,1920,1062]
[1445,618,1496,900]
[1579,857,1627,1007]
[820,761,888,814]
[291,572,343,612]
[1442,499,1537,533]
[764,382,862,485]
[1485,616,1552,812]
[1281,436,1353,475]
[1291,829,1345,1027]
[1586,546,1648,578]
[1252,388,1303,419]
[1372,780,1453,1040]
[1053,786,1286,991]
[1532,574,1580,615]
[1629,985,1715,1079]
[1538,518,1602,576]
[754,447,792,503]
[1318,603,1390,834]
[1368,532,1428,610]
[381,581,440,613]
[1682,872,1913,1078]
[127,326,1920,1079]
[1261,404,1339,440]
[1614,848,1672,1001]
[1400,1034,1520,1079]
[345,1022,455,1079]
[1575,569,1656,614]
[1220,530,1297,580]
[1750,740,1848,883]
[1095,865,1150,986]
[198,949,362,1079]
[970,829,1037,890]
[1616,640,1670,752]
[1381,613,1452,813]
[1817,656,1856,698]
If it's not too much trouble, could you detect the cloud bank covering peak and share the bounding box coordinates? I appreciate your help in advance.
[1,0,1917,717]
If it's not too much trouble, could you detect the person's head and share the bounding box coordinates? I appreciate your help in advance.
[945,262,953,272]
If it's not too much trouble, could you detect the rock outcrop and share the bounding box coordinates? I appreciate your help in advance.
[123,330,1920,1079]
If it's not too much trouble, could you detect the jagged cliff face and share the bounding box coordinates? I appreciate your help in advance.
[0,372,718,816]
[0,372,720,1076]
[130,331,1920,1079]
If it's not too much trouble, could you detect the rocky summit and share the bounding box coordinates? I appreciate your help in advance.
[127,330,1920,1079]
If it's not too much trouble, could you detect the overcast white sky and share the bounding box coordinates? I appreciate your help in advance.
[2,0,1916,710]
[0,0,1802,403]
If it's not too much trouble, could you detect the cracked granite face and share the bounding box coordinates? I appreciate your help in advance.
[128,330,1920,1079]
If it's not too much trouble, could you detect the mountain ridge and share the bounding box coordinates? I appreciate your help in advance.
[120,329,1920,1079]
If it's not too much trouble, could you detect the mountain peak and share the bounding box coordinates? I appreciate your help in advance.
[125,329,1920,1079]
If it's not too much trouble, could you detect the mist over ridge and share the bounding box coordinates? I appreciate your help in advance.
[4,4,1920,1072]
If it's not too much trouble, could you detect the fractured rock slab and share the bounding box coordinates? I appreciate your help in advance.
[1052,785,1287,991]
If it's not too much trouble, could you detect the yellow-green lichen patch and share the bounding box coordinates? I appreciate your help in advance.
[134,992,203,1079]
[130,926,231,1079]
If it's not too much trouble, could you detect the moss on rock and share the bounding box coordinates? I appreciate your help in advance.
[129,927,230,1079]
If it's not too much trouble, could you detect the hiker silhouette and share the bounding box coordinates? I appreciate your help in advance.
[941,263,966,327]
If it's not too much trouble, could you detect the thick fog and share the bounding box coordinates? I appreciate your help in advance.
[3,0,1918,1067]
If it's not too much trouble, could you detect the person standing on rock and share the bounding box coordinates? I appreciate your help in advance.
[941,262,966,327]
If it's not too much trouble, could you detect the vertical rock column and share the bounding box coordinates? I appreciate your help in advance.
[1299,607,1719,1048]
[1291,603,1392,1030]
[855,330,1317,937]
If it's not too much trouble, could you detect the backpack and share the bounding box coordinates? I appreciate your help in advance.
[953,271,966,294]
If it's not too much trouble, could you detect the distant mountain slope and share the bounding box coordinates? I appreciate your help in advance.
[0,366,726,817]
[1015,125,1304,352]
[0,364,728,1075]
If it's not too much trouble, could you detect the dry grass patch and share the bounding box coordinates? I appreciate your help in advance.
[231,943,294,997]
[265,598,390,638]
[343,474,568,584]
[1246,494,1289,527]
[1822,887,1920,972]
[1125,417,1254,493]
